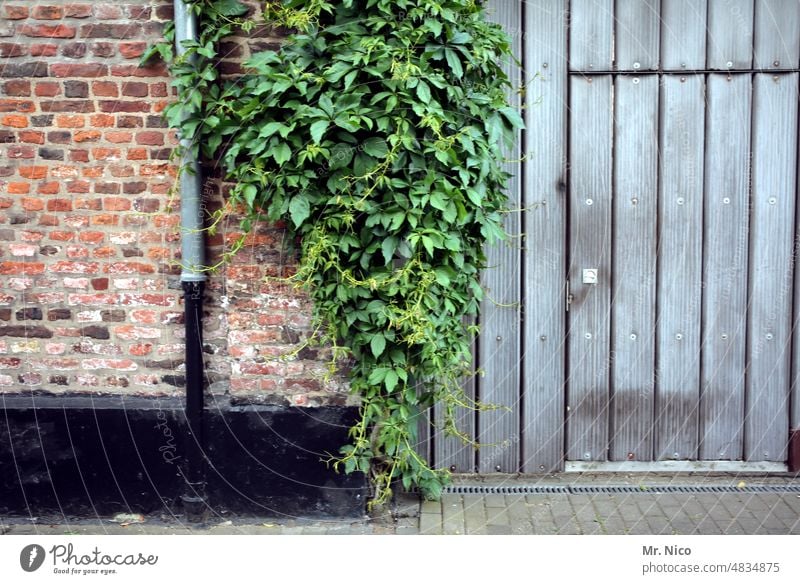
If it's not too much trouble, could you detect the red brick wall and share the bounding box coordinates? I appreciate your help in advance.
[0,1,349,406]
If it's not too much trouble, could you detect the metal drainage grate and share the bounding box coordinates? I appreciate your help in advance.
[409,484,800,495]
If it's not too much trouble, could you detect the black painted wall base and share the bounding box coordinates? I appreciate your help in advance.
[0,396,366,518]
[790,429,799,474]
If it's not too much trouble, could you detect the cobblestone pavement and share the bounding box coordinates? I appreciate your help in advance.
[3,475,798,535]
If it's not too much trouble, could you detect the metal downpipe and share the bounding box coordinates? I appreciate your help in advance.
[174,0,208,520]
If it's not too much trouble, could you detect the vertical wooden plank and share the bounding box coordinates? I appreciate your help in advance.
[567,75,612,462]
[521,0,568,473]
[477,0,522,474]
[754,0,800,70]
[661,0,708,70]
[569,0,614,71]
[610,74,658,462]
[615,0,661,71]
[700,74,751,460]
[745,73,798,462]
[707,0,754,70]
[655,74,705,461]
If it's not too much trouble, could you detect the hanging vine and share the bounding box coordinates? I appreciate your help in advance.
[148,0,523,507]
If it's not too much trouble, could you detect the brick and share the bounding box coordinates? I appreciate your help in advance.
[110,64,167,77]
[73,196,100,208]
[115,325,161,340]
[81,325,109,339]
[30,44,58,57]
[7,183,30,194]
[67,293,117,305]
[119,42,147,59]
[121,81,148,97]
[127,148,147,160]
[129,343,153,356]
[32,6,64,20]
[50,165,79,178]
[105,131,131,143]
[69,149,89,162]
[92,81,118,97]
[100,309,126,322]
[0,99,34,113]
[19,24,77,39]
[0,62,49,78]
[73,129,100,141]
[36,81,61,97]
[89,42,115,58]
[7,145,35,158]
[117,116,142,128]
[81,358,137,371]
[49,231,74,241]
[0,43,26,58]
[94,6,123,19]
[103,196,130,211]
[50,261,99,274]
[136,131,164,145]
[119,293,173,307]
[41,100,94,113]
[50,63,108,78]
[90,114,115,127]
[0,325,52,338]
[4,80,31,96]
[104,262,155,274]
[81,24,143,39]
[56,113,88,128]
[3,6,29,20]
[31,114,54,126]
[8,243,36,256]
[99,100,150,113]
[19,166,47,179]
[61,42,87,59]
[18,131,44,144]
[37,182,60,194]
[62,277,88,288]
[16,307,43,321]
[39,147,64,161]
[91,277,109,290]
[2,115,27,128]
[94,182,120,194]
[64,5,93,18]
[48,309,72,321]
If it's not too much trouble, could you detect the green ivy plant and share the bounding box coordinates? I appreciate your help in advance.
[149,0,523,507]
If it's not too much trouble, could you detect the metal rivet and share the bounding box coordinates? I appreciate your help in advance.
[773,75,780,82]
[495,465,502,472]
[496,335,502,341]
[727,76,732,82]
[677,197,685,205]
[726,61,733,68]
[631,197,638,205]
[543,62,548,68]
[588,63,594,69]
[449,465,456,472]
[630,333,637,340]
[539,464,545,471]
[673,452,680,459]
[681,63,687,68]
[680,76,686,82]
[768,197,777,205]
[627,452,635,460]
[721,333,728,340]
[585,333,592,339]
[633,62,641,70]
[773,60,780,67]
[540,335,547,341]
[766,333,773,340]
[675,333,683,340]
[583,452,591,460]
[723,197,730,204]
[632,77,640,84]
[586,198,593,206]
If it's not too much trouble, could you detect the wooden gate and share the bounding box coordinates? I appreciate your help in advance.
[426,0,800,473]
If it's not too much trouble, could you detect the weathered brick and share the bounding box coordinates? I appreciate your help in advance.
[61,42,87,58]
[19,24,77,39]
[99,100,150,113]
[81,23,143,39]
[48,309,72,321]
[3,6,29,20]
[1,114,27,128]
[81,325,109,339]
[31,114,54,127]
[92,81,118,97]
[0,43,26,58]
[16,307,43,321]
[50,63,108,78]
[35,82,60,98]
[64,5,93,18]
[41,100,94,113]
[0,325,52,338]
[89,42,115,58]
[30,44,58,57]
[0,62,49,78]
[4,80,31,96]
[18,130,44,143]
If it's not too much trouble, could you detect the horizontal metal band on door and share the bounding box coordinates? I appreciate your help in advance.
[408,484,800,495]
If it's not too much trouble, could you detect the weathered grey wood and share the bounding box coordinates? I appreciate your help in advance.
[655,74,705,461]
[754,0,800,70]
[569,0,614,71]
[521,0,568,473]
[615,0,661,71]
[567,75,613,462]
[610,74,658,462]
[699,74,751,461]
[661,0,708,70]
[707,0,754,70]
[433,328,475,473]
[745,73,798,462]
[478,0,522,474]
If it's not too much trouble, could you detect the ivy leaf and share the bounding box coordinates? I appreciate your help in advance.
[272,142,291,165]
[381,236,398,264]
[370,334,386,358]
[310,120,329,144]
[212,0,249,17]
[363,137,388,158]
[289,195,310,227]
[416,80,431,103]
[384,370,399,393]
[445,49,463,78]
